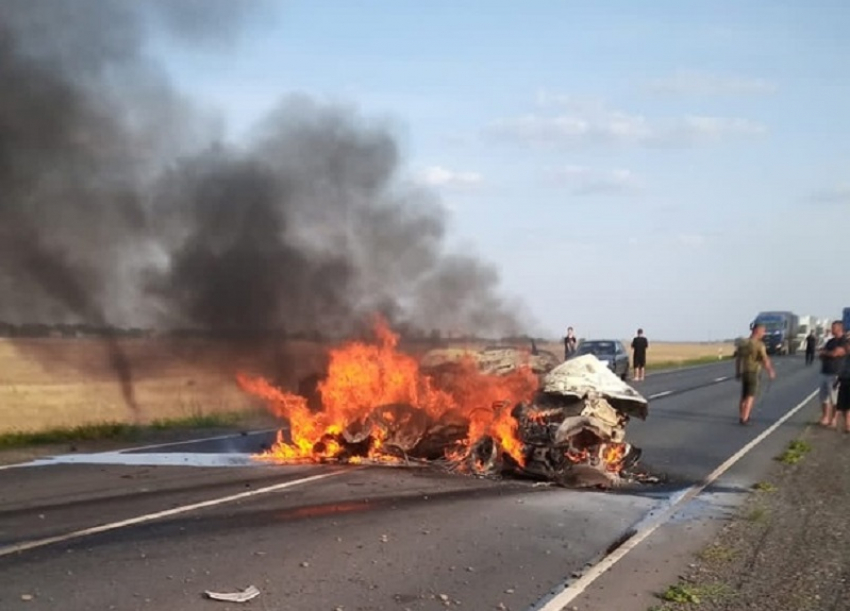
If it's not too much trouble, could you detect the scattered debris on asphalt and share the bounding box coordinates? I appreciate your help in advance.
[240,321,650,489]
[204,585,260,603]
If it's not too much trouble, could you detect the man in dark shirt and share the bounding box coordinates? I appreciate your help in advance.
[819,321,849,427]
[631,328,649,381]
[805,331,817,366]
[836,331,850,433]
[563,327,577,361]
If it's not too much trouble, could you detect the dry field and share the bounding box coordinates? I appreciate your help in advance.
[0,337,734,434]
[0,337,326,434]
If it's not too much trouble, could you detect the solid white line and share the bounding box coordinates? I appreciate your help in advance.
[533,387,819,611]
[648,390,673,399]
[0,469,347,557]
[118,428,280,453]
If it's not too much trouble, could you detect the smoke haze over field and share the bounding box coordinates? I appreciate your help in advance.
[0,0,526,341]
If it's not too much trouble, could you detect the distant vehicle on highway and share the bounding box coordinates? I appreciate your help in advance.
[752,311,799,355]
[572,339,630,380]
[796,314,816,350]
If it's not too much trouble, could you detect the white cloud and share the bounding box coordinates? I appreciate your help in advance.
[809,185,850,206]
[648,71,778,96]
[490,95,767,148]
[417,165,483,188]
[548,165,643,196]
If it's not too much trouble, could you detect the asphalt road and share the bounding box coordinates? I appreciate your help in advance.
[0,357,822,611]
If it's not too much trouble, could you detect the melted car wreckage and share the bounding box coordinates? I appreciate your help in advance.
[455,353,649,488]
[248,339,651,489]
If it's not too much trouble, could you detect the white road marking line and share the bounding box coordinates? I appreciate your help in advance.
[117,428,280,453]
[713,376,729,382]
[0,428,284,472]
[0,469,348,557]
[532,387,819,611]
[648,391,672,399]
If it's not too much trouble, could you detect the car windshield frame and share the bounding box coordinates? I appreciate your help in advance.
[576,341,616,355]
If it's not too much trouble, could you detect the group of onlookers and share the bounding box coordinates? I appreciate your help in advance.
[737,319,849,429]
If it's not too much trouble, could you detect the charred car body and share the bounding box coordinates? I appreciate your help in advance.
[460,353,648,487]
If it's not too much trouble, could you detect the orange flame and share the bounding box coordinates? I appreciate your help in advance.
[238,316,538,466]
[601,442,628,472]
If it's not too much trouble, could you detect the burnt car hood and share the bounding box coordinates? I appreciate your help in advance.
[540,354,649,420]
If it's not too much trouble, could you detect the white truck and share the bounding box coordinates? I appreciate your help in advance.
[797,315,815,351]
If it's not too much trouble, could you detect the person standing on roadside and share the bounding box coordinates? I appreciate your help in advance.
[835,328,850,433]
[631,328,649,381]
[818,320,848,427]
[735,323,776,425]
[805,331,818,366]
[563,327,577,361]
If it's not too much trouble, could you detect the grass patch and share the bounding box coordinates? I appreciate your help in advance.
[0,412,245,450]
[659,582,732,605]
[753,481,778,493]
[662,583,702,604]
[745,506,770,523]
[776,439,812,465]
[697,544,736,564]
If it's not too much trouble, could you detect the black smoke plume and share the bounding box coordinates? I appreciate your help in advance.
[0,1,526,410]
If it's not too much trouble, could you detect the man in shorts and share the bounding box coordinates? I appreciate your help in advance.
[819,320,848,427]
[631,328,649,381]
[735,323,776,425]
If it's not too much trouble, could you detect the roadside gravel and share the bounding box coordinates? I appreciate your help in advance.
[651,425,850,611]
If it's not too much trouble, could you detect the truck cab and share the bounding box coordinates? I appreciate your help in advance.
[753,311,799,355]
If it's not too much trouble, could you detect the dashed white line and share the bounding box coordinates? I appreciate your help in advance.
[713,376,730,383]
[0,469,348,557]
[531,387,818,611]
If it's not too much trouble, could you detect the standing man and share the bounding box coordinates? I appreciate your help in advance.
[805,330,818,366]
[835,329,850,433]
[818,320,848,427]
[631,328,649,381]
[563,327,577,361]
[735,323,776,425]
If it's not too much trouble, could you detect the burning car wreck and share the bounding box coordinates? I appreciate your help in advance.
[463,355,649,488]
[239,321,649,489]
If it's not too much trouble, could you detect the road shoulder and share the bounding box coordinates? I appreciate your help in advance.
[571,424,849,611]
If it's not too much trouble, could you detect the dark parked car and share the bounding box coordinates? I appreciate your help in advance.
[571,339,630,380]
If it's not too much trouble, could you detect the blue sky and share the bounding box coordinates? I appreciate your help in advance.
[154,1,849,340]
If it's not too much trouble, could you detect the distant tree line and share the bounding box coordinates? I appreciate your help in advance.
[0,321,549,346]
[0,322,152,338]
